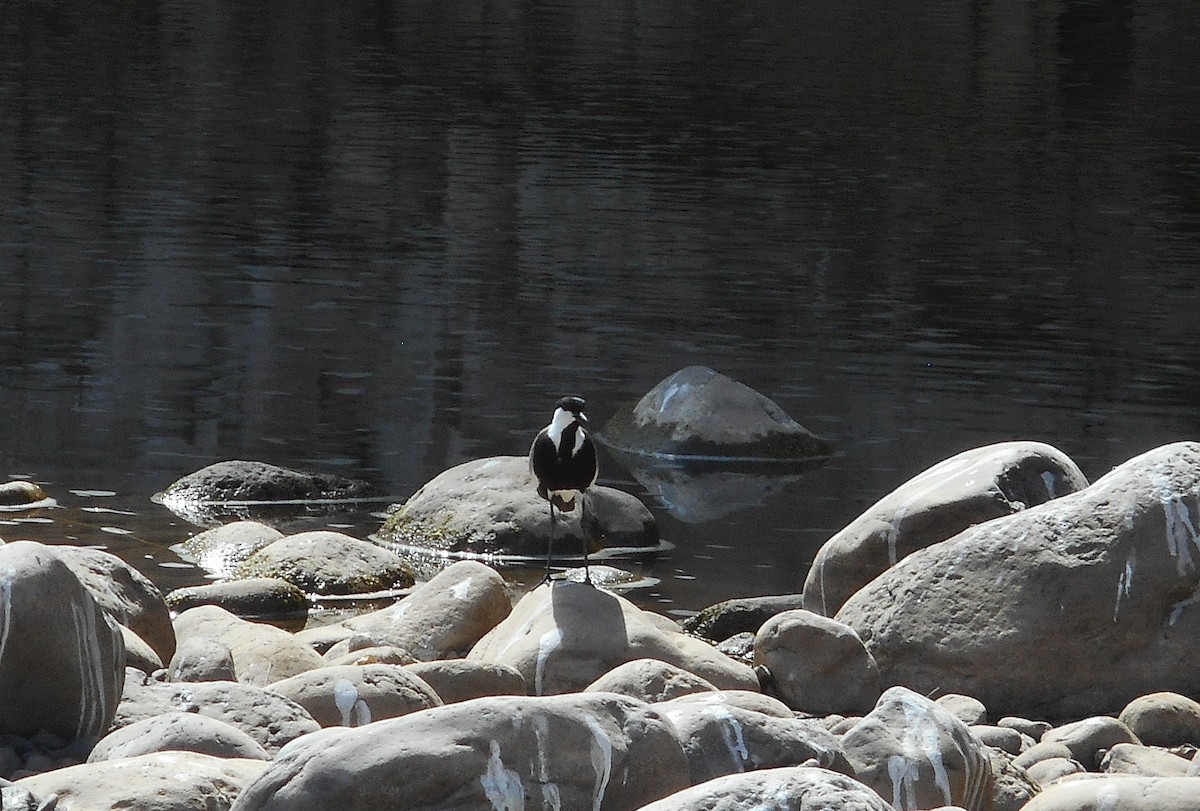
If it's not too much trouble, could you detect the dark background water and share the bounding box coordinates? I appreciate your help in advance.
[2,0,1199,614]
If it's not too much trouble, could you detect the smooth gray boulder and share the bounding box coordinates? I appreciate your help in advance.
[1118,691,1200,747]
[836,442,1200,719]
[0,541,126,741]
[805,441,1087,616]
[172,604,324,685]
[376,455,657,557]
[1021,776,1200,810]
[403,659,526,703]
[229,692,690,811]
[586,658,718,704]
[168,636,238,682]
[1100,742,1193,776]
[157,460,378,504]
[165,578,309,618]
[266,664,442,727]
[632,766,894,811]
[469,581,758,695]
[88,711,269,761]
[173,521,285,579]
[600,366,832,461]
[234,530,414,595]
[1041,716,1141,768]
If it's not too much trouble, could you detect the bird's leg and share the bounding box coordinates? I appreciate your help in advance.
[581,495,592,585]
[541,499,555,585]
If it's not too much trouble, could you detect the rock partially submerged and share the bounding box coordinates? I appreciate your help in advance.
[600,366,832,462]
[234,530,415,596]
[376,455,657,558]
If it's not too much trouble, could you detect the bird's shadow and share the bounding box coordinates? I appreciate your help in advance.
[546,579,630,659]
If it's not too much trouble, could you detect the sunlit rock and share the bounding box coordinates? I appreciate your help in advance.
[633,766,894,811]
[266,663,442,728]
[600,366,832,462]
[375,455,657,558]
[1100,743,1193,777]
[0,541,126,741]
[165,577,310,619]
[1118,691,1200,748]
[228,693,690,811]
[835,442,1200,719]
[402,659,526,704]
[0,481,55,511]
[585,658,717,704]
[172,604,324,686]
[88,711,270,762]
[168,636,237,682]
[468,581,758,695]
[173,520,284,579]
[1041,716,1141,769]
[1022,776,1200,811]
[805,440,1088,616]
[234,530,415,596]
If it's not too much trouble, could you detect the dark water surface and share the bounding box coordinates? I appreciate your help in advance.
[3,1,1199,614]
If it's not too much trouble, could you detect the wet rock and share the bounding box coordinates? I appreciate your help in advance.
[0,541,126,741]
[0,481,54,510]
[165,578,310,618]
[806,441,1087,616]
[1118,691,1200,747]
[174,521,285,579]
[1100,742,1193,776]
[753,609,880,716]
[52,544,176,664]
[234,530,415,596]
[1041,716,1141,768]
[681,593,807,642]
[836,442,1200,719]
[340,560,512,661]
[715,631,755,663]
[158,459,379,505]
[403,659,526,703]
[600,366,832,461]
[632,765,894,811]
[655,696,849,783]
[841,687,993,811]
[585,658,718,703]
[266,664,442,728]
[15,751,267,811]
[376,455,656,557]
[168,637,238,682]
[1021,776,1200,810]
[88,711,270,762]
[468,581,758,695]
[229,692,690,811]
[172,605,324,685]
[114,668,320,755]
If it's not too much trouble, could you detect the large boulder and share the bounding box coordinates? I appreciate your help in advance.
[0,541,126,741]
[340,560,512,660]
[165,578,310,618]
[375,456,657,557]
[837,442,1200,719]
[229,693,690,811]
[266,663,442,727]
[468,581,759,695]
[1021,776,1200,810]
[805,441,1088,616]
[172,604,324,685]
[88,711,270,762]
[586,658,718,704]
[632,766,894,811]
[841,687,993,811]
[1118,692,1200,747]
[600,366,832,461]
[233,530,415,595]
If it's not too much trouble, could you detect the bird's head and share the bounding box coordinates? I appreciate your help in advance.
[555,395,588,424]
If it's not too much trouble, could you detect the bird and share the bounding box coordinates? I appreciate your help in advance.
[529,395,599,584]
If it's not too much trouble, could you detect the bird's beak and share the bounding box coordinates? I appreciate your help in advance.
[579,412,589,424]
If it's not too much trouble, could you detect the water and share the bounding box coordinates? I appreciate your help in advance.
[2,1,1199,615]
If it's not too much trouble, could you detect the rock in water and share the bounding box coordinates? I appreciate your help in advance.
[0,541,126,740]
[233,530,415,595]
[229,693,690,811]
[836,441,1200,719]
[600,366,832,461]
[804,441,1087,616]
[376,456,656,557]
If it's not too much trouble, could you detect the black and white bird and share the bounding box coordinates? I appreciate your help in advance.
[529,395,599,583]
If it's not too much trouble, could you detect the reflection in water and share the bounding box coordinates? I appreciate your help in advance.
[1,1,1199,611]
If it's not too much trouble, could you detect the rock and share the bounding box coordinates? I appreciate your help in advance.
[0,541,126,741]
[753,609,880,715]
[1119,692,1200,747]
[322,632,417,663]
[836,442,1200,719]
[15,751,267,811]
[468,581,759,695]
[988,748,1041,811]
[173,604,324,685]
[165,578,310,617]
[120,624,165,673]
[229,692,690,811]
[168,637,238,682]
[376,455,657,557]
[1100,742,1193,776]
[599,366,833,461]
[664,689,796,719]
[174,521,285,579]
[999,716,1052,741]
[970,724,1031,755]
[1024,756,1086,786]
[234,531,415,595]
[266,664,442,728]
[655,697,849,783]
[937,693,989,726]
[114,669,320,755]
[325,645,415,667]
[1041,716,1141,768]
[681,593,807,641]
[157,460,379,505]
[805,441,1087,616]
[585,658,718,703]
[342,560,512,660]
[403,659,526,703]
[1021,776,1200,810]
[88,711,269,761]
[52,544,176,664]
[715,631,754,663]
[841,686,993,811]
[1014,741,1075,770]
[631,765,894,811]
[0,481,53,509]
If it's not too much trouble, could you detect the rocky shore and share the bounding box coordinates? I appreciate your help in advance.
[2,434,1200,810]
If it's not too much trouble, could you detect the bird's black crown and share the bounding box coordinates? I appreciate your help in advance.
[556,395,587,414]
